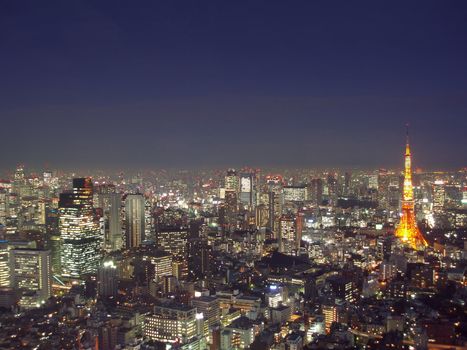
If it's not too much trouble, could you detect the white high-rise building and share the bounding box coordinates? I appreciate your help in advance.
[0,242,10,287]
[125,194,145,248]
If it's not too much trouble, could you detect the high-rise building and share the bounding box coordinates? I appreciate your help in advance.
[95,185,122,251]
[97,259,118,298]
[224,191,238,229]
[0,189,9,225]
[279,214,299,255]
[326,173,338,204]
[322,304,338,332]
[328,276,358,303]
[10,248,51,308]
[283,186,307,202]
[125,194,145,248]
[432,181,445,213]
[224,169,239,193]
[190,238,211,277]
[394,129,427,249]
[150,250,173,282]
[377,169,390,209]
[308,179,323,205]
[0,242,10,287]
[192,296,220,334]
[266,176,283,236]
[368,173,378,190]
[156,226,188,259]
[343,171,352,196]
[59,178,101,278]
[239,173,256,209]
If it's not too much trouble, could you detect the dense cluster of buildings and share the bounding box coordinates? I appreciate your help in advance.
[0,139,466,349]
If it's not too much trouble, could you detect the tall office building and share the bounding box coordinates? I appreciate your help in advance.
[278,211,303,255]
[10,248,51,308]
[125,194,145,248]
[108,193,122,250]
[150,250,173,282]
[432,181,445,213]
[190,238,211,277]
[267,176,283,236]
[224,191,238,229]
[59,178,101,278]
[0,189,9,225]
[0,242,10,287]
[283,186,307,202]
[326,173,338,204]
[192,296,220,335]
[377,169,390,209]
[97,259,118,298]
[95,185,122,251]
[308,179,323,206]
[224,169,239,192]
[322,304,338,332]
[156,226,188,259]
[239,173,256,209]
[279,214,298,255]
[343,171,352,196]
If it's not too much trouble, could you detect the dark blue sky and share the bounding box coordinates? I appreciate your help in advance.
[1,1,466,170]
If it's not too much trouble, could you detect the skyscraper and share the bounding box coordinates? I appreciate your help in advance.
[125,194,145,248]
[224,169,239,192]
[95,185,122,251]
[279,214,298,255]
[156,226,188,258]
[0,242,10,287]
[97,259,118,298]
[239,172,256,209]
[10,248,51,308]
[267,175,283,235]
[394,129,428,249]
[308,178,323,206]
[432,181,445,213]
[59,178,101,278]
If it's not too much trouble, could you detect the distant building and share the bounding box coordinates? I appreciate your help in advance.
[283,186,307,202]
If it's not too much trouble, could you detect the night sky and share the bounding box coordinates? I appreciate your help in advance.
[1,1,466,171]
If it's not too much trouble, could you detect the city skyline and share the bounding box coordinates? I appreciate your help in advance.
[0,2,466,349]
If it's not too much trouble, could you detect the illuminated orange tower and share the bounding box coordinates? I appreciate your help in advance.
[394,126,428,249]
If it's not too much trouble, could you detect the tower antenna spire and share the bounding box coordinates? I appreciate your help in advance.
[406,123,410,145]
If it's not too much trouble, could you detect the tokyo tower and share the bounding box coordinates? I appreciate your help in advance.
[394,127,428,249]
